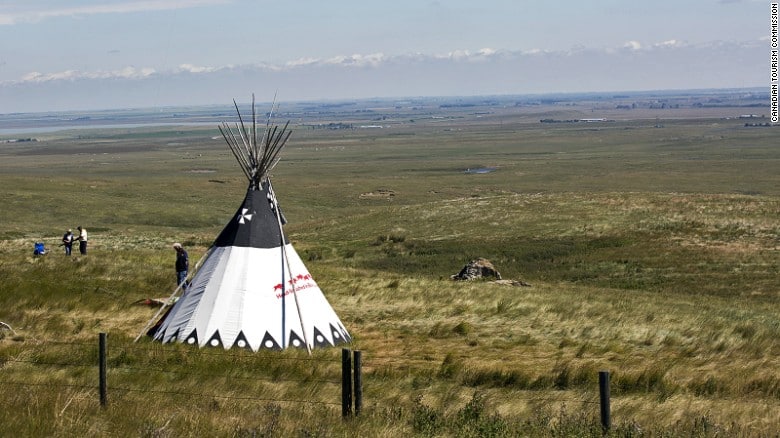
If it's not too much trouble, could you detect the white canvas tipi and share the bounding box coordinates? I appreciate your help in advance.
[146,96,351,352]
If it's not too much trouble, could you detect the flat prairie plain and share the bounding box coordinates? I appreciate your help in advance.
[0,91,778,436]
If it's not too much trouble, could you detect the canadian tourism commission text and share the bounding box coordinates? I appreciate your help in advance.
[771,3,778,122]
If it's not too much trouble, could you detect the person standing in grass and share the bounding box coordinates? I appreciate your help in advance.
[75,226,88,255]
[173,243,189,291]
[61,228,74,256]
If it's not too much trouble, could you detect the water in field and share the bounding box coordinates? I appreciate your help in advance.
[464,167,497,174]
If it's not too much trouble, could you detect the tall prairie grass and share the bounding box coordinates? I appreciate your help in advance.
[1,101,779,436]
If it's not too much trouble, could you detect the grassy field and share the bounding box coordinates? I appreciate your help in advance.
[1,94,779,436]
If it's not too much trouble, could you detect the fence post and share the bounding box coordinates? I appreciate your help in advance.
[599,370,611,432]
[341,348,352,418]
[99,332,107,407]
[353,350,362,416]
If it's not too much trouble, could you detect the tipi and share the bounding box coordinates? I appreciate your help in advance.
[145,96,351,352]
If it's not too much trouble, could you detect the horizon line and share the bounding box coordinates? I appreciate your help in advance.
[0,86,768,117]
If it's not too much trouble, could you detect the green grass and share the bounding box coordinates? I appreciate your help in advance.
[1,99,779,436]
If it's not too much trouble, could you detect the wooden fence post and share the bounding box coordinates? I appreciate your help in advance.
[353,350,362,416]
[599,370,611,432]
[341,348,352,417]
[99,332,107,407]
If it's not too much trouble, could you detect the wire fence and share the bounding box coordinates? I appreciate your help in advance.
[0,335,345,411]
[0,333,614,427]
[5,333,772,429]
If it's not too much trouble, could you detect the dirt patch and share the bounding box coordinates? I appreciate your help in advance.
[360,189,395,199]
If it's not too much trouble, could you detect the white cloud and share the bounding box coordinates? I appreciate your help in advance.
[623,40,642,50]
[321,53,386,67]
[2,38,765,87]
[285,57,320,68]
[18,66,156,82]
[0,0,229,25]
[0,37,765,113]
[655,39,682,48]
[442,49,469,60]
[177,63,219,74]
[435,48,500,61]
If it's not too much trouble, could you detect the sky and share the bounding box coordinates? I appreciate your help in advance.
[0,0,771,113]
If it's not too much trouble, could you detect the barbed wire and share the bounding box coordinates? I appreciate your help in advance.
[0,379,339,406]
[109,364,341,385]
[4,339,778,410]
[1,373,776,408]
[109,386,341,406]
[18,339,342,360]
[0,356,592,370]
[2,358,95,368]
[3,376,774,408]
[26,340,94,348]
[9,341,633,366]
[364,353,610,362]
[0,380,93,391]
[0,378,594,407]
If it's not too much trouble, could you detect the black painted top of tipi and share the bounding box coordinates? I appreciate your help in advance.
[213,181,288,249]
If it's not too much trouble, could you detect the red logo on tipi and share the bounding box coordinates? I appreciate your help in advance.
[272,273,314,297]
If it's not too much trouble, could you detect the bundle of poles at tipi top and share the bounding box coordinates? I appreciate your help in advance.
[219,94,292,190]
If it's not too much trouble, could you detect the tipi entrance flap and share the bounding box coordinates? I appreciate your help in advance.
[200,246,251,348]
[152,249,223,344]
[178,246,232,345]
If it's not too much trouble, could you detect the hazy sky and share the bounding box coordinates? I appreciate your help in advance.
[0,0,770,113]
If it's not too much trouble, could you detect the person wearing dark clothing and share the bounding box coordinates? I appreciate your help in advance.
[62,229,74,255]
[173,243,189,290]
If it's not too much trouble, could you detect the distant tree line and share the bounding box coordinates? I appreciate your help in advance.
[2,138,38,143]
[307,123,354,130]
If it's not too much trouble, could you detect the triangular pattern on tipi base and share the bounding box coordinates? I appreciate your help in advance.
[231,331,252,350]
[260,332,282,350]
[288,331,306,349]
[184,329,198,346]
[206,331,224,349]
